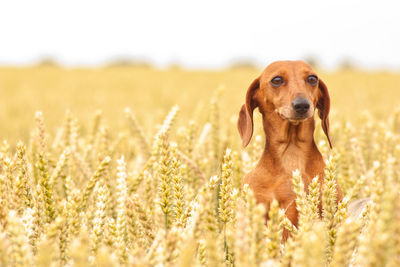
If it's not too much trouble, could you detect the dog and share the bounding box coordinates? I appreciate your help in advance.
[238,60,343,238]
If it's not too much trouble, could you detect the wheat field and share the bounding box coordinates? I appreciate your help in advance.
[0,65,399,266]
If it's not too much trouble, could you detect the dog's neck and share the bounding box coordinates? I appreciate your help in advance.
[259,111,321,175]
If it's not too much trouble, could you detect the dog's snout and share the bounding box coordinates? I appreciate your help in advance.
[292,98,310,115]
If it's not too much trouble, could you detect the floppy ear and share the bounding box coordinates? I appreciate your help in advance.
[238,77,260,148]
[316,79,332,148]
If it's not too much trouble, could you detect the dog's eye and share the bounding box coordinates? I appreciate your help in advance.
[270,76,284,87]
[306,75,318,86]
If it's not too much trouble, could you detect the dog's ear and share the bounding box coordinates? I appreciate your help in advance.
[316,78,332,148]
[238,77,260,148]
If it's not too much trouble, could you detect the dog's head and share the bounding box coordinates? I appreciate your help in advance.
[238,60,331,148]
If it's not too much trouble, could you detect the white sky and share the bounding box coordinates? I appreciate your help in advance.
[0,0,399,69]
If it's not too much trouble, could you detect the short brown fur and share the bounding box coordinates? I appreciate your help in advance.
[238,60,343,239]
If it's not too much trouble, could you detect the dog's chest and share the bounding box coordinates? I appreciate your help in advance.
[280,144,308,175]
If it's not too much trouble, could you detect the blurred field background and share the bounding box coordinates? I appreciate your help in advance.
[1,64,400,144]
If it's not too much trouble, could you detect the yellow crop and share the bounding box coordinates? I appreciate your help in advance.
[0,65,399,266]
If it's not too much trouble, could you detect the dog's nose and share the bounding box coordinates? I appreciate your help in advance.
[292,98,310,115]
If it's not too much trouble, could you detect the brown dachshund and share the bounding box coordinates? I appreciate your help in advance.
[238,60,343,238]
